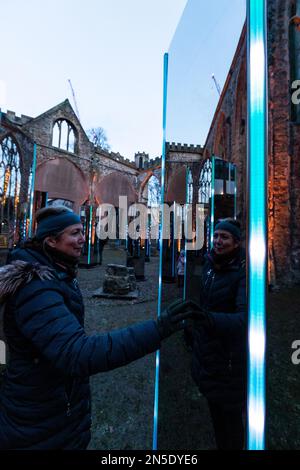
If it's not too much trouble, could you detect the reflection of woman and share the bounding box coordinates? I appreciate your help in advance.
[0,206,191,449]
[191,219,246,450]
[177,250,185,287]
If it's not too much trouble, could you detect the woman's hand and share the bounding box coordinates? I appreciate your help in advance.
[156,299,195,339]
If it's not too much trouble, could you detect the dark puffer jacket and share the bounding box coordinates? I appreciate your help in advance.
[0,248,161,450]
[191,249,247,406]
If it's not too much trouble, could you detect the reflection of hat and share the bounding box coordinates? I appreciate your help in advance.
[214,220,241,240]
[36,211,81,240]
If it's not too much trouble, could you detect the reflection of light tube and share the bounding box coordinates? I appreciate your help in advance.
[87,205,93,265]
[183,169,189,300]
[234,164,237,219]
[210,156,215,250]
[23,213,27,239]
[171,202,175,277]
[247,0,267,451]
[153,52,168,452]
[28,143,37,237]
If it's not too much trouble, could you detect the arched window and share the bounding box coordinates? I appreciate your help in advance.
[198,159,212,204]
[0,136,21,245]
[187,169,193,204]
[147,175,161,207]
[52,119,76,153]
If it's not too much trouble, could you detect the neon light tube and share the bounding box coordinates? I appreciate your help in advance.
[171,202,176,277]
[247,0,267,451]
[234,164,237,220]
[28,143,37,237]
[153,52,168,451]
[210,156,215,250]
[87,205,93,265]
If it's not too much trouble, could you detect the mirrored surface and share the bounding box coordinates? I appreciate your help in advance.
[157,0,247,449]
[158,0,300,451]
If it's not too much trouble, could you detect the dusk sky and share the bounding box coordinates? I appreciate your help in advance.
[0,0,245,159]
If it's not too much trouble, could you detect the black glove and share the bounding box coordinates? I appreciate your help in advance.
[187,301,214,331]
[156,299,195,339]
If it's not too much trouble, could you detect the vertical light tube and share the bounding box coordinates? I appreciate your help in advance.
[183,168,189,300]
[28,142,37,238]
[210,156,215,250]
[87,205,93,265]
[234,164,237,220]
[153,52,168,451]
[171,202,176,277]
[147,213,151,259]
[247,0,267,450]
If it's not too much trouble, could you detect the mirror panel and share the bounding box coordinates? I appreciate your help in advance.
[156,0,248,450]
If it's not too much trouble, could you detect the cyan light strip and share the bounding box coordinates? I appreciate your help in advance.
[171,202,176,277]
[210,156,215,250]
[247,0,267,451]
[153,52,169,451]
[234,164,237,220]
[183,167,189,300]
[28,142,37,237]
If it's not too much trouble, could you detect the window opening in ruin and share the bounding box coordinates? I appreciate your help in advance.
[187,168,193,204]
[198,159,212,204]
[52,119,76,153]
[0,136,21,246]
[147,175,161,207]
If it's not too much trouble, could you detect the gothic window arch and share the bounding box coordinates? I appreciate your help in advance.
[187,168,193,204]
[198,159,212,204]
[0,135,21,244]
[52,119,77,153]
[147,175,161,207]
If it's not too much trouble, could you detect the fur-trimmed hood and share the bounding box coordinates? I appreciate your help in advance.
[0,261,55,302]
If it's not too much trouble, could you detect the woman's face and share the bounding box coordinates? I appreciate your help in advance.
[47,223,85,258]
[213,229,239,256]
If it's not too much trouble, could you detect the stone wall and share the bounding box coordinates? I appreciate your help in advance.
[0,100,148,215]
[202,0,300,286]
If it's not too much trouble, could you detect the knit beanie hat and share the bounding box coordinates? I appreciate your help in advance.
[214,220,241,240]
[36,211,81,240]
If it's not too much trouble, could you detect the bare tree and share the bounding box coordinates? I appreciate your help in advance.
[86,127,110,150]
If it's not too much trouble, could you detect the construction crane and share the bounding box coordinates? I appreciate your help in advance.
[212,74,221,97]
[68,79,81,122]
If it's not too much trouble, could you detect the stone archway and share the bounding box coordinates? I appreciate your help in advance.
[94,172,137,207]
[165,166,186,204]
[35,157,89,212]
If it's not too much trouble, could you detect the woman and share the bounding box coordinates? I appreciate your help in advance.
[190,218,247,450]
[176,250,185,288]
[0,206,190,450]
